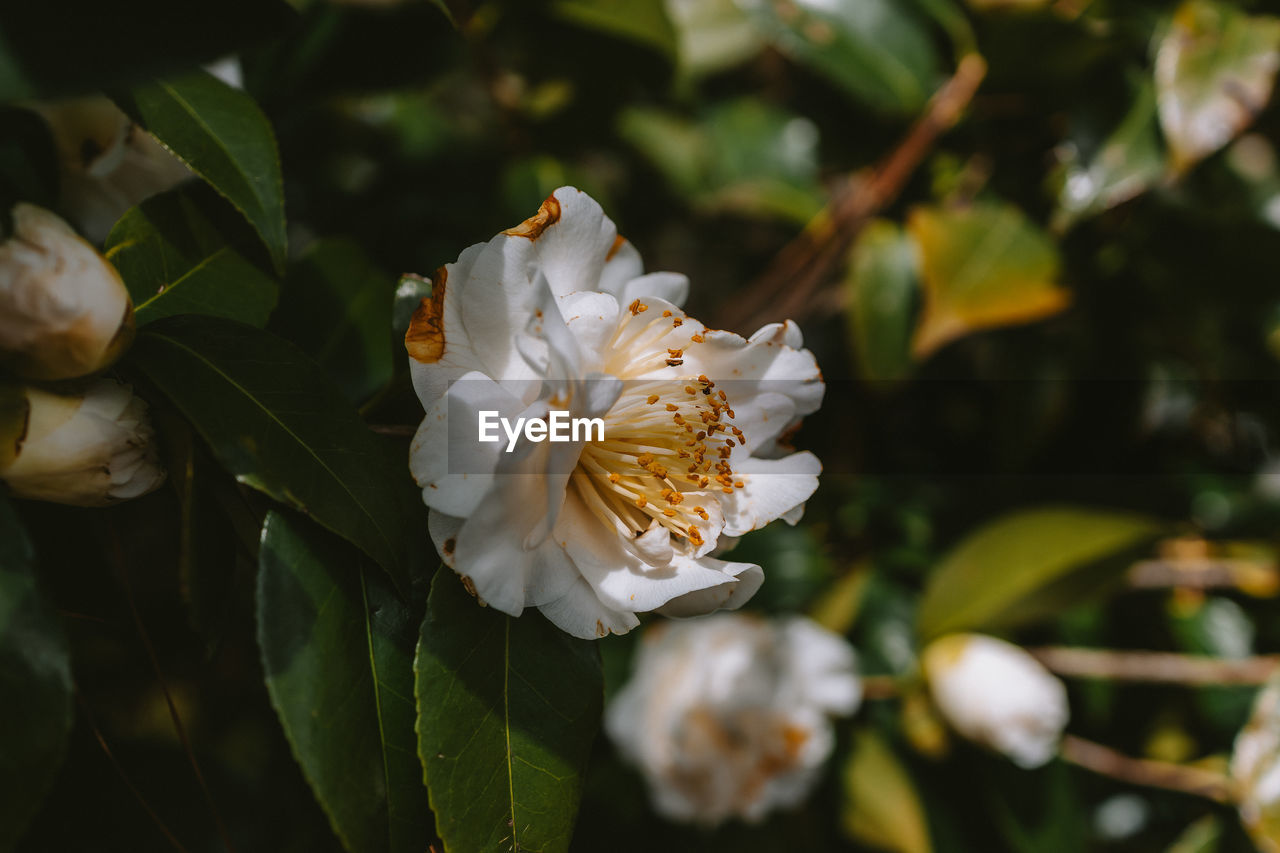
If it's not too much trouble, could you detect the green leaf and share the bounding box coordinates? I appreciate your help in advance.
[128,315,416,590]
[115,70,288,272]
[1166,814,1222,853]
[0,0,296,101]
[1155,0,1280,173]
[840,728,933,853]
[907,201,1069,359]
[259,510,430,853]
[618,98,824,224]
[105,185,279,328]
[272,239,394,405]
[553,0,677,59]
[667,0,764,78]
[1055,77,1166,228]
[0,494,73,850]
[737,0,940,114]
[416,570,602,853]
[917,507,1162,640]
[844,219,921,383]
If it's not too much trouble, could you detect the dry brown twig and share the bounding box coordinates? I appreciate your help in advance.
[1030,647,1280,686]
[720,53,988,333]
[1060,735,1233,802]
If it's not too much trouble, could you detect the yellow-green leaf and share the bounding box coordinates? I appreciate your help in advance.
[844,219,920,383]
[840,728,933,853]
[1155,0,1280,174]
[917,506,1163,641]
[908,202,1069,359]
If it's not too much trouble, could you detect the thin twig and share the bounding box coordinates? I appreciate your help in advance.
[720,53,988,333]
[1127,559,1279,595]
[1060,734,1233,803]
[76,690,193,853]
[1031,647,1280,686]
[860,675,901,700]
[369,424,417,437]
[104,527,240,853]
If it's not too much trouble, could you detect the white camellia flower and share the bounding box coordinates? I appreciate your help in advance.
[406,187,824,638]
[0,379,165,506]
[0,203,135,380]
[32,96,192,244]
[922,633,1069,769]
[605,613,861,825]
[1231,674,1280,851]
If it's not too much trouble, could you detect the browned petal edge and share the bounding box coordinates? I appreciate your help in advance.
[605,233,626,261]
[405,267,447,364]
[0,382,30,470]
[503,192,562,240]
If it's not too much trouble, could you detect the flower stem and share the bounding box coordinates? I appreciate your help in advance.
[1030,647,1280,686]
[1059,735,1233,803]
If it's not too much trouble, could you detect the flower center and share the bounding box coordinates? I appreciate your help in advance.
[570,301,746,546]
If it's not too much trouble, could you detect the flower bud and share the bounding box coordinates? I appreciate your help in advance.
[0,203,135,380]
[922,633,1068,769]
[1231,674,1280,851]
[32,96,191,244]
[0,379,165,506]
[605,614,860,825]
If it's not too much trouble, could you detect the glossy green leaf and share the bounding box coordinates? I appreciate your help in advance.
[0,0,295,101]
[737,0,940,113]
[105,185,279,328]
[1155,0,1280,173]
[259,511,429,853]
[554,0,677,59]
[840,728,932,853]
[129,315,414,590]
[667,0,764,78]
[844,219,921,383]
[917,507,1162,640]
[619,98,824,223]
[115,70,288,271]
[416,570,602,853]
[272,239,394,405]
[908,201,1069,359]
[0,494,73,850]
[1166,814,1222,853]
[1055,78,1166,228]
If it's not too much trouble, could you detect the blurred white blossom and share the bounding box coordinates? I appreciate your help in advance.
[32,96,191,243]
[407,187,823,638]
[605,613,860,824]
[1232,675,1280,851]
[0,379,165,506]
[922,633,1069,768]
[0,203,134,380]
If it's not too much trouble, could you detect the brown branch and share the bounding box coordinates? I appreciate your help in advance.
[76,690,193,853]
[1060,734,1233,803]
[720,53,988,333]
[860,675,901,700]
[104,527,239,853]
[1031,647,1280,686]
[1127,559,1279,595]
[369,424,417,437]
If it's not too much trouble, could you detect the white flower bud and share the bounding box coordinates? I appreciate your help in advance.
[32,97,191,244]
[0,379,165,506]
[922,633,1069,769]
[1231,675,1280,851]
[0,203,135,380]
[605,613,860,825]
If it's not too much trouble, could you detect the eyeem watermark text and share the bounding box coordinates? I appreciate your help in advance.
[478,410,605,452]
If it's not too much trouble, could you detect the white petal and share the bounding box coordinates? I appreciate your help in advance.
[560,290,621,364]
[537,575,640,639]
[408,371,524,518]
[654,559,763,617]
[597,238,645,299]
[719,452,821,537]
[528,187,618,297]
[556,492,738,613]
[621,272,689,308]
